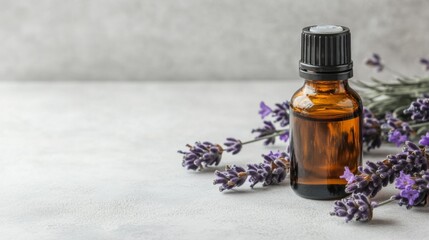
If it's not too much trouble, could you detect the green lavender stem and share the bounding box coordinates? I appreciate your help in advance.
[241,129,289,145]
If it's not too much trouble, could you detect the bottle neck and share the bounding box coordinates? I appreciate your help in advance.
[303,79,349,94]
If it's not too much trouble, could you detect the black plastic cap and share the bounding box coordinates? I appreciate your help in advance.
[299,25,353,80]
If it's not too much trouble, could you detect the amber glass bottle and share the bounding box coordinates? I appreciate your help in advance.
[290,25,362,200]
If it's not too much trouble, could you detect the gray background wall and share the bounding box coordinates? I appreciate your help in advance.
[1,0,428,81]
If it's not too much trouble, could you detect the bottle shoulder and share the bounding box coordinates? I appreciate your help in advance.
[290,85,362,119]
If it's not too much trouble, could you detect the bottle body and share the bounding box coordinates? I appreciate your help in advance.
[289,80,362,200]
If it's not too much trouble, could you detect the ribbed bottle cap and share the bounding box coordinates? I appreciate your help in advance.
[299,25,353,80]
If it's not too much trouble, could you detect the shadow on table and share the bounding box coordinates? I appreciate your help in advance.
[366,218,397,226]
[221,182,289,195]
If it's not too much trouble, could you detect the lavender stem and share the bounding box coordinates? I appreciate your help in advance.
[374,198,395,208]
[241,128,289,145]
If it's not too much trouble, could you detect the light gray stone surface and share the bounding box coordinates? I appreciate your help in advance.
[0,81,427,240]
[1,0,429,81]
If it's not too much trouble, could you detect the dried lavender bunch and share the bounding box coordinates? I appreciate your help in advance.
[213,151,290,191]
[330,193,377,223]
[362,108,382,151]
[345,141,428,197]
[178,142,223,170]
[392,170,429,209]
[404,97,429,122]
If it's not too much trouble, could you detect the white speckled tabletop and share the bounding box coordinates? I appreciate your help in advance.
[0,81,427,240]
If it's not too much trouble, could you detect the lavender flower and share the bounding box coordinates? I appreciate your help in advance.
[279,131,289,142]
[388,129,408,147]
[340,167,356,184]
[330,193,376,223]
[362,108,382,151]
[272,101,290,127]
[213,165,247,192]
[420,58,429,71]
[395,171,415,189]
[244,151,290,188]
[397,186,421,206]
[383,113,411,146]
[392,170,429,208]
[213,151,290,191]
[258,101,272,119]
[404,97,429,122]
[419,132,429,146]
[178,142,223,170]
[345,141,428,197]
[365,53,384,72]
[223,138,242,155]
[251,121,277,145]
[260,151,289,184]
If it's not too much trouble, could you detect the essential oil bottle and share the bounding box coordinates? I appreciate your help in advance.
[289,25,362,200]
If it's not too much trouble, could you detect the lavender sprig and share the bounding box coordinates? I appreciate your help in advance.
[365,53,384,72]
[178,142,223,170]
[272,102,290,127]
[255,101,291,145]
[213,165,248,192]
[403,97,429,122]
[330,193,377,223]
[392,170,429,209]
[251,121,278,145]
[213,151,290,191]
[345,141,428,197]
[223,138,242,155]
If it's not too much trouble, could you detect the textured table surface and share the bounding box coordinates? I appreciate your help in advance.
[0,81,427,240]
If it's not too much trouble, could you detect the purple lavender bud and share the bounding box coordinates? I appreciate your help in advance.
[399,187,421,206]
[213,165,248,192]
[258,101,272,119]
[248,151,290,188]
[340,167,357,184]
[388,130,408,147]
[395,171,415,190]
[247,163,270,188]
[418,132,429,146]
[393,170,429,209]
[251,121,277,145]
[179,142,223,171]
[213,151,291,191]
[420,58,429,71]
[223,138,243,155]
[330,193,375,223]
[365,53,384,72]
[272,101,290,127]
[279,131,289,142]
[384,113,411,147]
[404,97,429,122]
